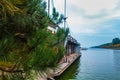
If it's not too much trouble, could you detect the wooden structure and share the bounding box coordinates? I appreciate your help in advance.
[66,35,80,56]
[53,53,81,77]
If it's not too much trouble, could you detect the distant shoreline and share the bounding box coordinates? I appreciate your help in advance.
[91,42,120,50]
[91,47,120,50]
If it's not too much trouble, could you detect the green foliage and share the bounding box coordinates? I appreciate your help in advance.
[52,8,59,21]
[9,73,25,80]
[27,0,46,14]
[27,29,66,71]
[27,29,49,50]
[0,0,67,79]
[0,0,49,38]
[112,37,120,44]
[0,37,15,58]
[29,46,56,70]
[0,0,27,21]
[55,45,65,63]
[51,7,64,24]
[55,27,69,44]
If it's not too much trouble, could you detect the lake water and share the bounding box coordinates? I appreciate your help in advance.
[55,48,120,80]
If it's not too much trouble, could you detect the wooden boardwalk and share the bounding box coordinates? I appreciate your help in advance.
[53,53,81,77]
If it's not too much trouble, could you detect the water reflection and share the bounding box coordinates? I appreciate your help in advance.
[55,58,80,80]
[113,50,120,71]
[56,49,120,80]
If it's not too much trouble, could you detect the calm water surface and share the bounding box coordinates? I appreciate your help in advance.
[55,48,120,80]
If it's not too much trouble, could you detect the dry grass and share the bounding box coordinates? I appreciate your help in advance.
[101,44,120,48]
[0,62,14,68]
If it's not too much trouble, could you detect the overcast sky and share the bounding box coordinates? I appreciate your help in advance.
[47,0,120,47]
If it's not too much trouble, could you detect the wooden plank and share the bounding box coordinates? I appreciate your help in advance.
[54,53,81,77]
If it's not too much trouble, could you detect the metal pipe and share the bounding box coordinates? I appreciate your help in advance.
[48,0,50,16]
[64,0,66,28]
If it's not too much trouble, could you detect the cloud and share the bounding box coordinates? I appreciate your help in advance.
[68,0,118,16]
[53,0,119,35]
[47,0,120,47]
